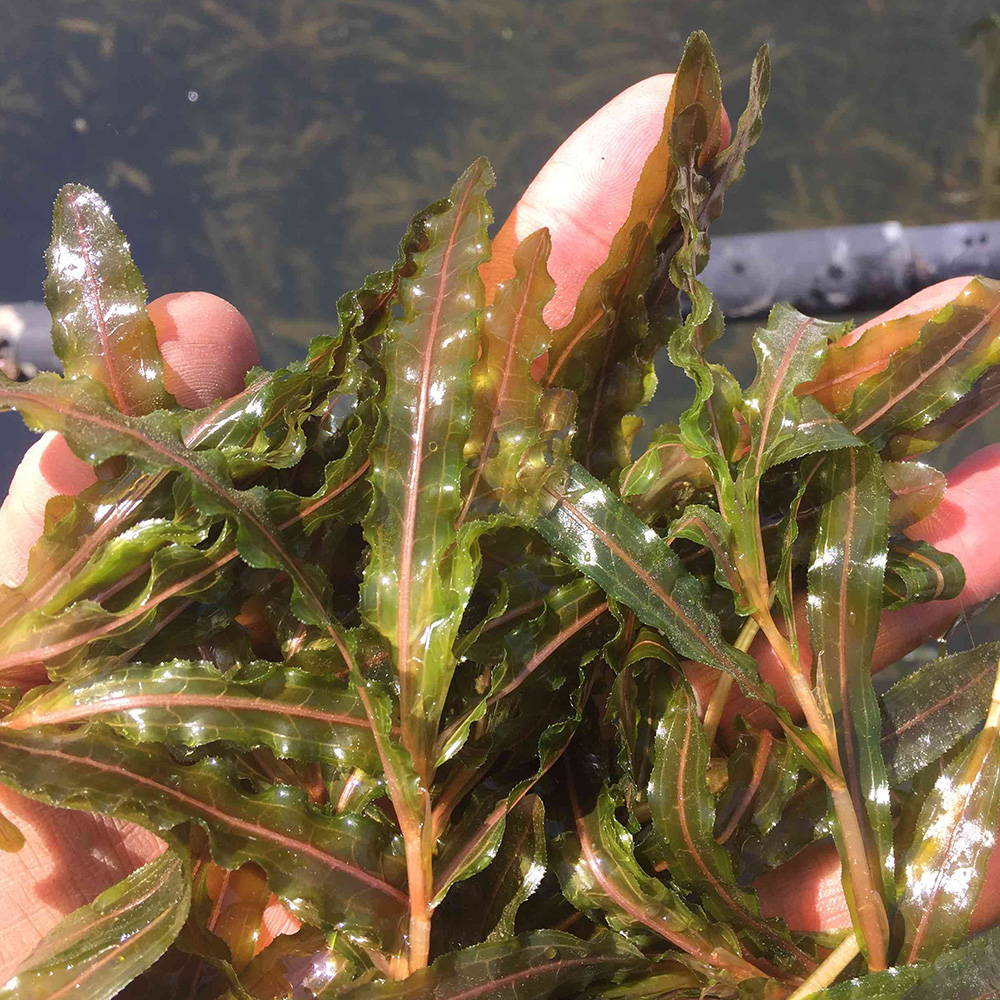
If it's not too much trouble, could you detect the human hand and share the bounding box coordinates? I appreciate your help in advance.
[2,73,1000,980]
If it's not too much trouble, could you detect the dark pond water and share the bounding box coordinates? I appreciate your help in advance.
[1,0,998,512]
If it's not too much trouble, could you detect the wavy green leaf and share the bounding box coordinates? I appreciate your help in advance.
[533,462,759,686]
[361,158,493,776]
[0,847,190,1000]
[807,446,895,950]
[647,684,814,972]
[462,227,569,520]
[838,277,1000,450]
[555,786,767,983]
[0,727,408,948]
[886,362,1000,459]
[0,373,350,641]
[45,183,171,414]
[882,460,947,530]
[898,660,1000,962]
[3,659,380,773]
[441,794,547,947]
[542,32,726,479]
[813,925,1000,999]
[881,642,1000,784]
[882,539,964,610]
[347,931,640,1000]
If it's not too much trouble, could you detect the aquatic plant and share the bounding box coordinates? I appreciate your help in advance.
[2,31,1000,999]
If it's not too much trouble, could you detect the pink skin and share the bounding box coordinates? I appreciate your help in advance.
[0,76,997,978]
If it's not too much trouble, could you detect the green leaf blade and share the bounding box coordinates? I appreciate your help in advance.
[362,159,494,772]
[0,728,408,950]
[3,660,381,773]
[0,848,190,1000]
[807,447,896,918]
[45,184,171,414]
[534,463,759,686]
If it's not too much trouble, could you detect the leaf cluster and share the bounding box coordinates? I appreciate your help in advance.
[2,32,1000,1000]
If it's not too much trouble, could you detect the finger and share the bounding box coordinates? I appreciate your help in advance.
[0,785,165,981]
[754,824,1000,935]
[147,291,258,410]
[481,74,731,327]
[0,292,258,588]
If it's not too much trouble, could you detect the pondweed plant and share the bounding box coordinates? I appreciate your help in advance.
[1,31,1000,999]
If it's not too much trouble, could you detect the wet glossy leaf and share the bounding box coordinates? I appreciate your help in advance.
[555,787,765,983]
[881,642,1000,784]
[743,305,858,476]
[361,158,493,775]
[898,664,1000,962]
[348,930,640,1000]
[0,727,408,949]
[3,659,381,773]
[441,795,547,947]
[0,373,350,644]
[45,184,171,414]
[647,684,814,972]
[807,446,895,946]
[881,461,947,529]
[813,925,1000,999]
[886,363,1000,459]
[882,539,965,610]
[463,227,570,520]
[543,32,725,479]
[0,847,190,1000]
[838,277,1000,450]
[533,462,759,687]
[234,925,358,999]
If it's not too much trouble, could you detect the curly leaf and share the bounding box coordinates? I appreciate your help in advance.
[0,727,408,948]
[807,447,895,933]
[0,373,350,645]
[882,460,947,529]
[881,642,1000,784]
[647,684,814,971]
[442,794,547,946]
[837,277,1000,450]
[898,661,1000,962]
[533,463,759,686]
[743,305,858,477]
[0,847,190,1000]
[348,931,640,1000]
[542,32,726,478]
[462,227,569,520]
[813,925,1000,999]
[886,363,1000,459]
[362,158,493,774]
[555,786,766,983]
[45,184,171,414]
[3,659,380,773]
[882,539,964,610]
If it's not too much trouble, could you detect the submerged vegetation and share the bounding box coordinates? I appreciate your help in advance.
[3,28,1000,1000]
[2,1,998,362]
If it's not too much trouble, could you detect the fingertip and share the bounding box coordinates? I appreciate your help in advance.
[485,74,680,326]
[0,432,96,587]
[148,292,259,409]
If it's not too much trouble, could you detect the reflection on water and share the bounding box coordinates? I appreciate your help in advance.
[1,3,998,498]
[1,0,998,360]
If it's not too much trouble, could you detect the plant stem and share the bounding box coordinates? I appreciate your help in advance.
[787,933,861,1000]
[753,607,889,971]
[703,618,760,747]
